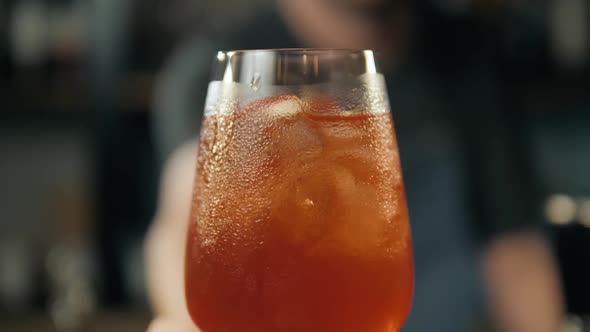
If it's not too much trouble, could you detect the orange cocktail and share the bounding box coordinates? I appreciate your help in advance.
[185,88,413,332]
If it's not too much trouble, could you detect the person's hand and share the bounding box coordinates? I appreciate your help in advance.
[482,232,565,332]
[147,316,200,332]
[145,142,199,332]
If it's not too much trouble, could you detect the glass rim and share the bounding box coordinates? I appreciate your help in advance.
[211,48,382,85]
[216,48,377,57]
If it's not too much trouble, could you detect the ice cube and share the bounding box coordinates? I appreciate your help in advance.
[264,96,304,119]
[318,180,388,257]
[275,118,322,162]
[276,160,391,258]
[235,95,311,159]
[270,163,356,246]
[322,122,359,140]
[240,95,304,121]
[222,96,305,179]
[327,146,378,185]
[305,96,341,115]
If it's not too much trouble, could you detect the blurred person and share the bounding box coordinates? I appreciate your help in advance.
[145,0,565,331]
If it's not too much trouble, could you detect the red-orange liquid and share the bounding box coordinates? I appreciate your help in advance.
[186,96,413,332]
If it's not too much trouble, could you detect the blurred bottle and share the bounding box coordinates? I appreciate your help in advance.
[10,0,50,73]
[550,0,588,70]
[47,0,87,72]
[501,0,548,71]
[546,194,590,316]
[8,0,88,104]
[0,1,10,78]
[46,185,97,332]
[46,0,89,111]
[0,236,36,314]
[122,239,147,308]
[561,315,584,332]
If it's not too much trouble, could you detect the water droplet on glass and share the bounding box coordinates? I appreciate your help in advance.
[250,72,261,91]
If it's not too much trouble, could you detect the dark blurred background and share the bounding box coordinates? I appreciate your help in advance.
[0,0,588,331]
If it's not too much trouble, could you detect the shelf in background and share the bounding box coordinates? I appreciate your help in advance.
[0,311,150,332]
[0,73,156,115]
